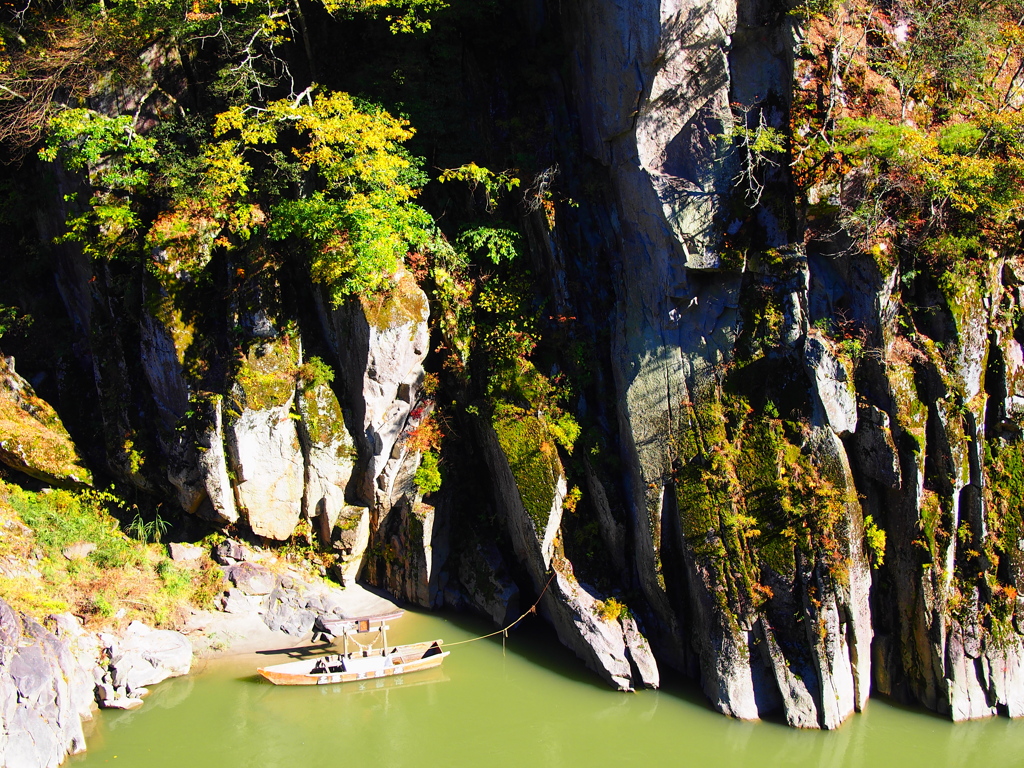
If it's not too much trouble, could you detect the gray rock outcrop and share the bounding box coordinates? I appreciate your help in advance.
[99,621,192,706]
[263,575,353,637]
[479,417,659,691]
[317,270,429,505]
[0,601,95,768]
[225,562,277,596]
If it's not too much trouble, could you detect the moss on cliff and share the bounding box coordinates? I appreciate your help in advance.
[673,382,851,617]
[297,381,350,450]
[888,357,928,451]
[492,401,562,534]
[362,269,429,333]
[0,370,92,486]
[234,336,299,411]
[985,438,1024,578]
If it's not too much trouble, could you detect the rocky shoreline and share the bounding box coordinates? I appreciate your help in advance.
[0,540,399,768]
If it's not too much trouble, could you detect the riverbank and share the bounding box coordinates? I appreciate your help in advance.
[181,582,401,658]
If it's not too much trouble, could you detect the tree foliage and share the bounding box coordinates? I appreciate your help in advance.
[792,0,1024,267]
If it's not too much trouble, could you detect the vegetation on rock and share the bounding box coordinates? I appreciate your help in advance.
[0,479,221,626]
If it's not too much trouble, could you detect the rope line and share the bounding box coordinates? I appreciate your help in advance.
[443,571,557,648]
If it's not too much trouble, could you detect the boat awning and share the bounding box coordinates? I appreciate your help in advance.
[315,610,405,637]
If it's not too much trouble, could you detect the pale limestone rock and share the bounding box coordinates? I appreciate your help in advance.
[263,574,352,637]
[986,641,1024,718]
[61,542,96,561]
[225,562,276,596]
[212,538,253,565]
[296,380,355,534]
[0,600,99,767]
[582,462,627,578]
[318,270,429,503]
[636,0,737,268]
[228,403,304,541]
[332,506,371,585]
[946,624,997,721]
[622,616,660,689]
[48,613,100,722]
[381,499,436,607]
[195,399,238,525]
[104,622,192,695]
[100,697,144,710]
[166,396,238,525]
[220,589,266,615]
[759,619,818,729]
[852,405,901,489]
[167,542,205,562]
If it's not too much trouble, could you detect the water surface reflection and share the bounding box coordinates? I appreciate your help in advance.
[70,611,1024,768]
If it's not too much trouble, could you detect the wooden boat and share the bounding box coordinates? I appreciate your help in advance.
[257,640,448,685]
[257,612,449,686]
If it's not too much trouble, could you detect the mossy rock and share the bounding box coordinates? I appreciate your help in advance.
[888,358,927,449]
[235,337,299,411]
[492,402,562,534]
[937,262,987,341]
[0,363,92,487]
[985,439,1024,569]
[298,382,351,449]
[675,386,852,606]
[361,270,428,333]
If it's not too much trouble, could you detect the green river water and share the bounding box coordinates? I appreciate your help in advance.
[68,610,1024,768]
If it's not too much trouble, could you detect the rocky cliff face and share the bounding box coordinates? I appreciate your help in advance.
[4,0,1024,735]
[549,0,1024,727]
[556,0,874,727]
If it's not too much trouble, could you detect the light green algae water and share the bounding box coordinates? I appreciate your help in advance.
[69,610,1024,768]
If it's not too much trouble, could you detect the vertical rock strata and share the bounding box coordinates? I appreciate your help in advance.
[480,417,659,690]
[316,269,441,604]
[557,0,1024,727]
[565,0,872,726]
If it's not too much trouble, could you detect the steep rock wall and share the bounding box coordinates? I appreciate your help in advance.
[563,0,872,726]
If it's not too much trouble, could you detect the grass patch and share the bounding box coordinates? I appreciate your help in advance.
[0,480,223,628]
[9,486,137,567]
